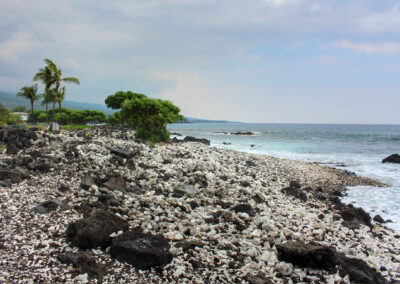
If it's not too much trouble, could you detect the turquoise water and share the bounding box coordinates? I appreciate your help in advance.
[168,123,400,231]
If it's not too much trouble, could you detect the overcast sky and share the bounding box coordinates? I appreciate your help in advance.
[1,0,400,123]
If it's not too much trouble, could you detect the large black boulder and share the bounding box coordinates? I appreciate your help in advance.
[337,256,389,284]
[110,230,173,269]
[382,154,400,164]
[276,241,337,272]
[340,206,372,229]
[66,210,129,249]
[276,241,389,284]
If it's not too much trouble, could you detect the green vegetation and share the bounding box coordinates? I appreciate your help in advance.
[16,84,40,114]
[0,102,12,125]
[11,106,28,112]
[29,108,107,125]
[0,102,21,125]
[33,59,80,130]
[105,91,183,143]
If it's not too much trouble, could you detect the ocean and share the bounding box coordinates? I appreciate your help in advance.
[168,122,400,232]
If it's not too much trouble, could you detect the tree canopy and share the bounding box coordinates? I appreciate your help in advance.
[105,91,146,109]
[105,91,183,142]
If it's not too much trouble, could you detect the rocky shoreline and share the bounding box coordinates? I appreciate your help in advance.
[0,126,399,283]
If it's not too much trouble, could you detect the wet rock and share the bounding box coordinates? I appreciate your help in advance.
[183,136,210,145]
[341,206,372,229]
[373,215,386,224]
[231,203,255,217]
[382,154,400,164]
[0,169,22,184]
[66,209,129,249]
[232,131,254,135]
[222,142,231,145]
[58,252,104,278]
[110,230,173,269]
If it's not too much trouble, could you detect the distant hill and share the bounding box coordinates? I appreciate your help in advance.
[183,117,236,123]
[0,91,114,115]
[1,91,237,122]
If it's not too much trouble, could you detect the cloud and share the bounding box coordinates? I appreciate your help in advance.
[0,31,44,60]
[335,40,400,54]
[358,3,400,33]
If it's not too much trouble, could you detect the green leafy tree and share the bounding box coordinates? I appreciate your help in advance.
[0,102,12,125]
[33,59,80,130]
[16,84,40,114]
[105,91,145,109]
[105,91,183,142]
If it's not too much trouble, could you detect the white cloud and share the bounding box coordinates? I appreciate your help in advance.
[0,31,44,60]
[336,40,400,54]
[358,4,400,33]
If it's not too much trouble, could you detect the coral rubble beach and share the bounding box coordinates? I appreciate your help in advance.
[0,126,399,283]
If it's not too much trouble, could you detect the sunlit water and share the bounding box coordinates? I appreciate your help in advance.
[168,123,400,232]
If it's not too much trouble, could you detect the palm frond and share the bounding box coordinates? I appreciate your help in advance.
[62,77,80,85]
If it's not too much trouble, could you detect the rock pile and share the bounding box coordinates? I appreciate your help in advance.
[0,126,399,283]
[0,126,38,154]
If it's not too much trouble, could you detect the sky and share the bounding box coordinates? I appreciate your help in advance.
[0,0,399,124]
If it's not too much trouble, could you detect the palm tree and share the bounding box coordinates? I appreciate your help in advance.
[56,86,66,124]
[41,88,56,124]
[16,84,40,115]
[33,59,79,130]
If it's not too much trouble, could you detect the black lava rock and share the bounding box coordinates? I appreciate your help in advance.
[110,230,173,269]
[382,154,400,164]
[183,136,210,145]
[66,210,129,249]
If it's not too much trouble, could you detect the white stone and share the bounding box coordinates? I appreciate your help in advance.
[275,262,293,276]
[74,273,88,283]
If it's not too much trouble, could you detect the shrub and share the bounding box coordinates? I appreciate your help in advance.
[105,91,183,142]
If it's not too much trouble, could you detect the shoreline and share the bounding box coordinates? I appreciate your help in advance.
[0,126,399,283]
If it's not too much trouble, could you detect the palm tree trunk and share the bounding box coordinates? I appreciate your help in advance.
[45,102,48,124]
[30,101,34,123]
[59,102,62,125]
[49,101,57,131]
[49,82,60,131]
